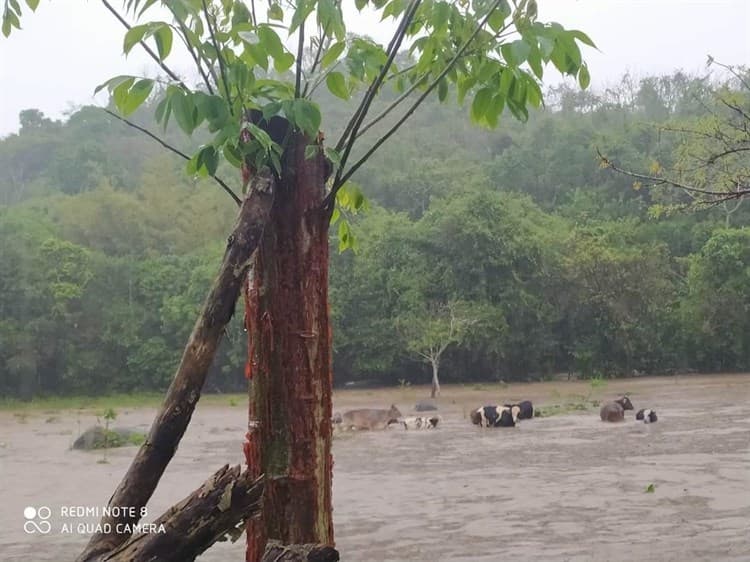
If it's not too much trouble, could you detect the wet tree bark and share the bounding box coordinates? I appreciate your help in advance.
[261,540,339,562]
[244,133,334,561]
[78,174,275,562]
[101,465,264,562]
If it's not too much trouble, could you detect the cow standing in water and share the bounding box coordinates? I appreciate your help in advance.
[600,396,634,422]
[470,405,520,427]
[504,400,534,420]
[339,404,402,430]
[636,409,658,423]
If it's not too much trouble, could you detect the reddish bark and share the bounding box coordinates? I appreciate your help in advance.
[77,175,274,562]
[244,132,334,561]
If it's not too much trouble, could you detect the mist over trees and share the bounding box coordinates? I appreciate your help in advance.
[1,70,749,398]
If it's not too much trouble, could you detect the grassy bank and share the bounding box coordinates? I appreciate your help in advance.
[0,392,248,412]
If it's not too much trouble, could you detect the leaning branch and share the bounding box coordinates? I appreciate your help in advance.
[102,109,242,206]
[334,0,505,189]
[596,148,750,200]
[77,171,276,562]
[325,0,422,210]
[202,0,234,113]
[333,0,421,156]
[98,466,264,562]
[295,19,306,98]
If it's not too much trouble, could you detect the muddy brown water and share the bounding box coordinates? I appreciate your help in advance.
[1,375,748,561]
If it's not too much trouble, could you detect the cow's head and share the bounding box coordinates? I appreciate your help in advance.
[615,396,634,411]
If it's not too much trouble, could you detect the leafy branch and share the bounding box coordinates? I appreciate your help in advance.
[333,0,507,193]
[102,108,242,206]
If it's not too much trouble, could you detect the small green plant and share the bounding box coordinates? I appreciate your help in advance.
[645,483,656,493]
[128,432,147,446]
[228,398,238,407]
[397,379,411,388]
[99,408,118,464]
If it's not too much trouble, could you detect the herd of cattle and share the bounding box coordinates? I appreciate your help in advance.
[332,395,658,431]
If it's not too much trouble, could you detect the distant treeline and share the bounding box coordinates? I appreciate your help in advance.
[1,71,749,397]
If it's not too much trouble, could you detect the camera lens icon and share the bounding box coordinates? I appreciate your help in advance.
[23,506,52,534]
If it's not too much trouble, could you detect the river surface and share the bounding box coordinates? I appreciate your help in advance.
[1,374,748,561]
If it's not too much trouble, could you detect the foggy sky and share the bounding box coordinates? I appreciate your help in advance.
[0,0,748,136]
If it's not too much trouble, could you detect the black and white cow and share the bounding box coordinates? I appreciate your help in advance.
[470,405,520,427]
[635,409,658,423]
[400,415,441,429]
[504,400,534,420]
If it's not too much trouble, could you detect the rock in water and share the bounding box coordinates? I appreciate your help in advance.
[414,399,438,412]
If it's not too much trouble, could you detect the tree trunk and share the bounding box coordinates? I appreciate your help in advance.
[101,465,263,562]
[244,133,334,561]
[261,541,339,562]
[78,175,274,562]
[431,359,441,398]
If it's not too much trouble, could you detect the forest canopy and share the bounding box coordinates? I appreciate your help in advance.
[1,70,749,398]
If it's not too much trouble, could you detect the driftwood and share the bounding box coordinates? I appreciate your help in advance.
[79,172,275,562]
[100,465,263,562]
[262,540,340,562]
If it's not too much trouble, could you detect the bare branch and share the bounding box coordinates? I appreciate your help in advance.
[596,147,750,201]
[335,0,507,190]
[333,0,422,155]
[102,109,242,206]
[325,0,423,210]
[169,9,216,95]
[295,19,305,98]
[202,0,234,113]
[356,74,428,139]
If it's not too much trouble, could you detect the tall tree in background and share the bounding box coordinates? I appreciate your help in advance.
[3,1,593,560]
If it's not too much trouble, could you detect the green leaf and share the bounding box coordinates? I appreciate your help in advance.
[123,24,149,55]
[437,78,448,102]
[502,39,531,66]
[355,0,367,10]
[197,145,219,176]
[154,95,172,130]
[578,64,591,89]
[321,41,346,68]
[292,99,321,137]
[112,77,135,113]
[274,52,295,73]
[195,93,230,131]
[122,79,154,116]
[527,46,543,79]
[570,29,597,48]
[268,3,283,21]
[325,146,342,169]
[223,143,243,168]
[305,144,320,160]
[25,0,40,11]
[457,76,476,105]
[471,88,493,123]
[171,91,197,135]
[153,24,173,61]
[94,75,133,95]
[290,0,315,35]
[326,72,349,100]
[257,25,284,60]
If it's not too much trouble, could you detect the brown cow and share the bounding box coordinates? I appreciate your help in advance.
[600,396,634,422]
[340,404,402,430]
